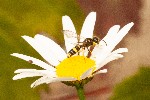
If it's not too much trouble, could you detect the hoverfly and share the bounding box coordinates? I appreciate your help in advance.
[63,30,104,58]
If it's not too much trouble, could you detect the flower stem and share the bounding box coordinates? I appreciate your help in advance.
[75,85,85,100]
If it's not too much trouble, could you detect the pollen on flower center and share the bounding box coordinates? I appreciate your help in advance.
[56,56,96,80]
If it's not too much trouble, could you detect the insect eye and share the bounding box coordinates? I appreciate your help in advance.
[93,37,99,42]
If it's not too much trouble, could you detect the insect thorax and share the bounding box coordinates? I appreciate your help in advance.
[83,38,93,47]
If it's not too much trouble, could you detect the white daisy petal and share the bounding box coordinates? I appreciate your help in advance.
[96,54,124,70]
[90,45,104,60]
[80,68,93,80]
[13,70,56,80]
[108,22,134,51]
[98,69,107,73]
[115,22,134,43]
[22,35,59,66]
[13,73,43,80]
[62,16,78,52]
[62,16,76,33]
[92,22,133,67]
[94,69,107,75]
[14,69,36,73]
[11,53,55,71]
[63,30,78,52]
[111,48,128,54]
[34,34,67,61]
[101,25,120,45]
[92,25,120,58]
[46,77,76,83]
[93,47,127,70]
[31,76,76,88]
[91,45,110,65]
[31,76,52,88]
[80,12,96,42]
[14,69,56,77]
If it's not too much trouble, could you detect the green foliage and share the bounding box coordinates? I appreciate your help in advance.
[110,67,150,100]
[0,0,84,99]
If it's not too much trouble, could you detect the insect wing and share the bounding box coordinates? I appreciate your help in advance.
[62,30,79,52]
[63,30,81,45]
[62,30,78,38]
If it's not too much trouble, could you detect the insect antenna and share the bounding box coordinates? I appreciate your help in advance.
[102,40,107,46]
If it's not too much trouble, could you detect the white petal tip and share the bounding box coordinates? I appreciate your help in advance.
[12,76,18,80]
[112,25,120,29]
[31,84,35,88]
[31,82,38,88]
[124,48,128,52]
[10,53,17,56]
[126,22,134,28]
[87,12,96,19]
[89,12,96,15]
[62,15,76,33]
[129,22,134,25]
[94,69,107,75]
[62,16,71,23]
[21,35,26,38]
[119,55,124,58]
[100,69,107,73]
[30,84,34,88]
[62,15,69,19]
[34,34,43,38]
[14,70,19,73]
[12,77,15,80]
[21,35,29,39]
[10,53,14,56]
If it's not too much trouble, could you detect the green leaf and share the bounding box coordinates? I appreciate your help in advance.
[110,67,150,100]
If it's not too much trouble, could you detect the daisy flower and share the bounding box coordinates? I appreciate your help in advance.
[11,12,134,89]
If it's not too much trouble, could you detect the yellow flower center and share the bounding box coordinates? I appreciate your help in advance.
[56,56,96,80]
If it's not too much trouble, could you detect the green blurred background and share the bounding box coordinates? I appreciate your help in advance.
[0,0,150,100]
[111,67,150,100]
[0,0,84,99]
